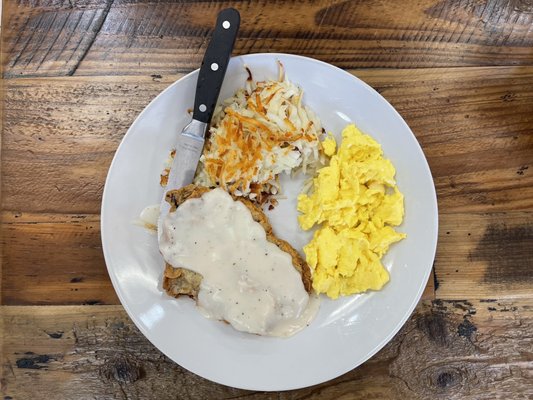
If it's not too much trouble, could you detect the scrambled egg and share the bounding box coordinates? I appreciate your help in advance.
[321,133,337,156]
[298,124,406,299]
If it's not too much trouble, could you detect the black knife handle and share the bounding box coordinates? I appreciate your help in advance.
[193,8,240,124]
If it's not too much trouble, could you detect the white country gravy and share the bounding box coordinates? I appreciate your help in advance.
[138,204,159,231]
[159,188,318,337]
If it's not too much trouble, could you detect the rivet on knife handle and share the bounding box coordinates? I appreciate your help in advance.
[193,8,241,124]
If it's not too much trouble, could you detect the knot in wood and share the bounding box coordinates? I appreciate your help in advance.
[101,356,143,384]
[426,365,465,395]
[417,312,449,346]
[15,354,52,369]
[457,318,477,340]
[436,370,460,388]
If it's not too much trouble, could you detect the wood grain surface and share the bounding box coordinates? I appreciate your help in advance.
[2,67,532,215]
[2,301,533,399]
[436,212,533,300]
[1,67,531,304]
[2,0,533,398]
[3,0,533,78]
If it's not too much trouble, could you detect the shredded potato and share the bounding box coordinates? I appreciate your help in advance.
[193,62,326,204]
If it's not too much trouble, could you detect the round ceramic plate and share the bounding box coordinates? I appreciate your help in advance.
[101,53,438,391]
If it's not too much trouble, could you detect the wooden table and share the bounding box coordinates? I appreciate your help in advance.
[1,1,532,398]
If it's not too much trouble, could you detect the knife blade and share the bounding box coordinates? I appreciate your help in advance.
[158,8,240,233]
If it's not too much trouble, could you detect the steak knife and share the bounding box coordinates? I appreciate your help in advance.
[158,8,240,231]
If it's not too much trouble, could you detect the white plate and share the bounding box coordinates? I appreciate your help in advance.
[101,54,438,391]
